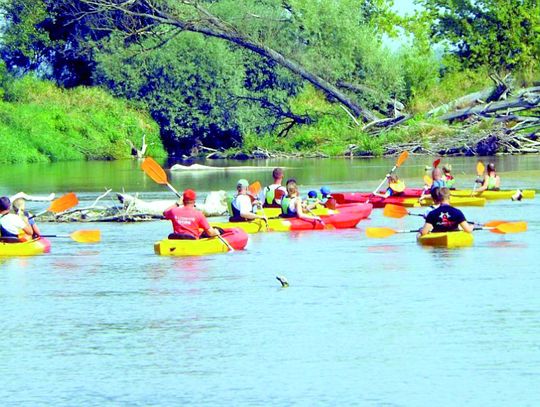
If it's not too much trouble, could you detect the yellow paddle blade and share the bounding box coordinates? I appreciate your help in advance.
[476,161,485,176]
[494,221,527,234]
[366,227,397,238]
[383,203,408,218]
[396,151,409,167]
[141,157,168,185]
[48,192,78,213]
[248,181,262,196]
[70,230,101,243]
[423,175,433,186]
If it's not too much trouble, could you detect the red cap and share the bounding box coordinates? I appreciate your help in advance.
[183,189,196,201]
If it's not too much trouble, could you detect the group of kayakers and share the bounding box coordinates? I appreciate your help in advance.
[0,196,41,241]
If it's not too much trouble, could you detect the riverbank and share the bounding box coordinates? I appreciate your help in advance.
[0,71,166,165]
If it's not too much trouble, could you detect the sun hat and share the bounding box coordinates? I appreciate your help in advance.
[237,179,249,188]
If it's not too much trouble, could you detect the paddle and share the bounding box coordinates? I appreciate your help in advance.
[30,192,79,218]
[141,157,234,251]
[472,161,485,195]
[432,158,441,168]
[383,204,425,219]
[367,151,409,202]
[366,221,527,238]
[41,230,101,243]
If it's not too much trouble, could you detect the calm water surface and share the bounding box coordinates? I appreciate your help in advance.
[1,156,540,406]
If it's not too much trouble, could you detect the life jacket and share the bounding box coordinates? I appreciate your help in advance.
[264,185,285,207]
[229,194,255,222]
[280,195,298,218]
[430,179,446,191]
[487,175,498,190]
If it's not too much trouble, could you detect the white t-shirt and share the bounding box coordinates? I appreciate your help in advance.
[0,213,27,236]
[232,194,253,214]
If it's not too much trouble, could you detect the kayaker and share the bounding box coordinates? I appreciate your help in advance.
[305,190,320,210]
[477,162,501,191]
[374,174,406,198]
[163,189,221,240]
[12,198,41,238]
[0,196,33,240]
[281,179,321,221]
[230,179,267,222]
[430,168,446,190]
[263,167,287,208]
[419,187,473,235]
[442,164,455,189]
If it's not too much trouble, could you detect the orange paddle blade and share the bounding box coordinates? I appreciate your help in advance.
[476,161,485,176]
[366,227,397,238]
[383,204,408,218]
[48,193,78,213]
[484,220,506,227]
[396,151,409,167]
[433,158,441,168]
[141,157,168,185]
[70,230,101,243]
[493,221,527,234]
[248,181,262,196]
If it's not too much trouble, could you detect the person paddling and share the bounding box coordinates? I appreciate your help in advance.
[0,196,33,240]
[442,164,455,189]
[419,187,473,236]
[281,179,321,222]
[263,167,287,208]
[12,197,41,238]
[230,179,267,223]
[163,189,221,240]
[374,174,406,198]
[477,162,501,191]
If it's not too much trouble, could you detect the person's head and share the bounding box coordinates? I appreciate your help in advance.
[285,178,296,187]
[0,196,11,213]
[182,189,197,205]
[387,174,399,184]
[12,197,25,213]
[320,186,331,197]
[236,179,249,194]
[487,162,496,175]
[431,187,450,204]
[432,167,443,180]
[442,164,452,174]
[272,167,284,182]
[307,190,317,199]
[286,180,299,197]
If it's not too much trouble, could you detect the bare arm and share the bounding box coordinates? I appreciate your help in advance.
[460,220,474,233]
[476,175,489,192]
[419,222,433,236]
[296,199,320,221]
[204,226,221,237]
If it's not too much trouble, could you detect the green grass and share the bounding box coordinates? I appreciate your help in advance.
[0,74,166,164]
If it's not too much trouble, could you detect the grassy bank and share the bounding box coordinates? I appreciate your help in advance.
[0,68,166,164]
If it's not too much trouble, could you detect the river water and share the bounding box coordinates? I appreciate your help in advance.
[1,156,540,406]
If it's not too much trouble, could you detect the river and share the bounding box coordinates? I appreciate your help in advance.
[1,155,540,406]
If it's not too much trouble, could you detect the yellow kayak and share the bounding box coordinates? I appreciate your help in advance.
[403,196,486,207]
[417,231,474,248]
[154,228,248,256]
[450,189,535,200]
[0,238,51,256]
[211,219,269,234]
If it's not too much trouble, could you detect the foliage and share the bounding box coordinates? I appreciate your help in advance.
[0,74,165,164]
[419,0,540,73]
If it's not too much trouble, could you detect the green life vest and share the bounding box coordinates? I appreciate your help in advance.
[487,175,498,190]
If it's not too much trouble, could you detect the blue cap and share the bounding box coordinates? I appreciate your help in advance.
[308,190,317,198]
[320,186,331,196]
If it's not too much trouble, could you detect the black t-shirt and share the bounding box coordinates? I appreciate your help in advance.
[425,204,466,232]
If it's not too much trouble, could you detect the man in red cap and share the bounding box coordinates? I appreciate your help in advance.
[163,189,221,239]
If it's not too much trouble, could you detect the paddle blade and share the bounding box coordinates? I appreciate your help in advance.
[433,158,441,168]
[396,151,409,167]
[484,220,506,227]
[248,181,262,196]
[423,175,433,186]
[476,161,485,176]
[493,221,527,234]
[70,230,101,243]
[48,193,78,213]
[366,227,397,238]
[383,204,408,218]
[141,157,168,185]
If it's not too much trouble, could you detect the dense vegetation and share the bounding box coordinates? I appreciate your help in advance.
[0,62,165,164]
[0,0,538,159]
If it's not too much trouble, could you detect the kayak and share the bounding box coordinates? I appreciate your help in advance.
[450,189,535,200]
[332,193,485,208]
[260,202,367,218]
[212,203,373,233]
[417,231,474,248]
[0,238,51,256]
[154,228,248,256]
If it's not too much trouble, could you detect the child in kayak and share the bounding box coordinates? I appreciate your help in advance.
[0,196,33,240]
[12,198,41,238]
[419,187,473,235]
[163,189,221,240]
[374,174,406,198]
[281,180,321,221]
[477,162,501,191]
[442,164,455,189]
